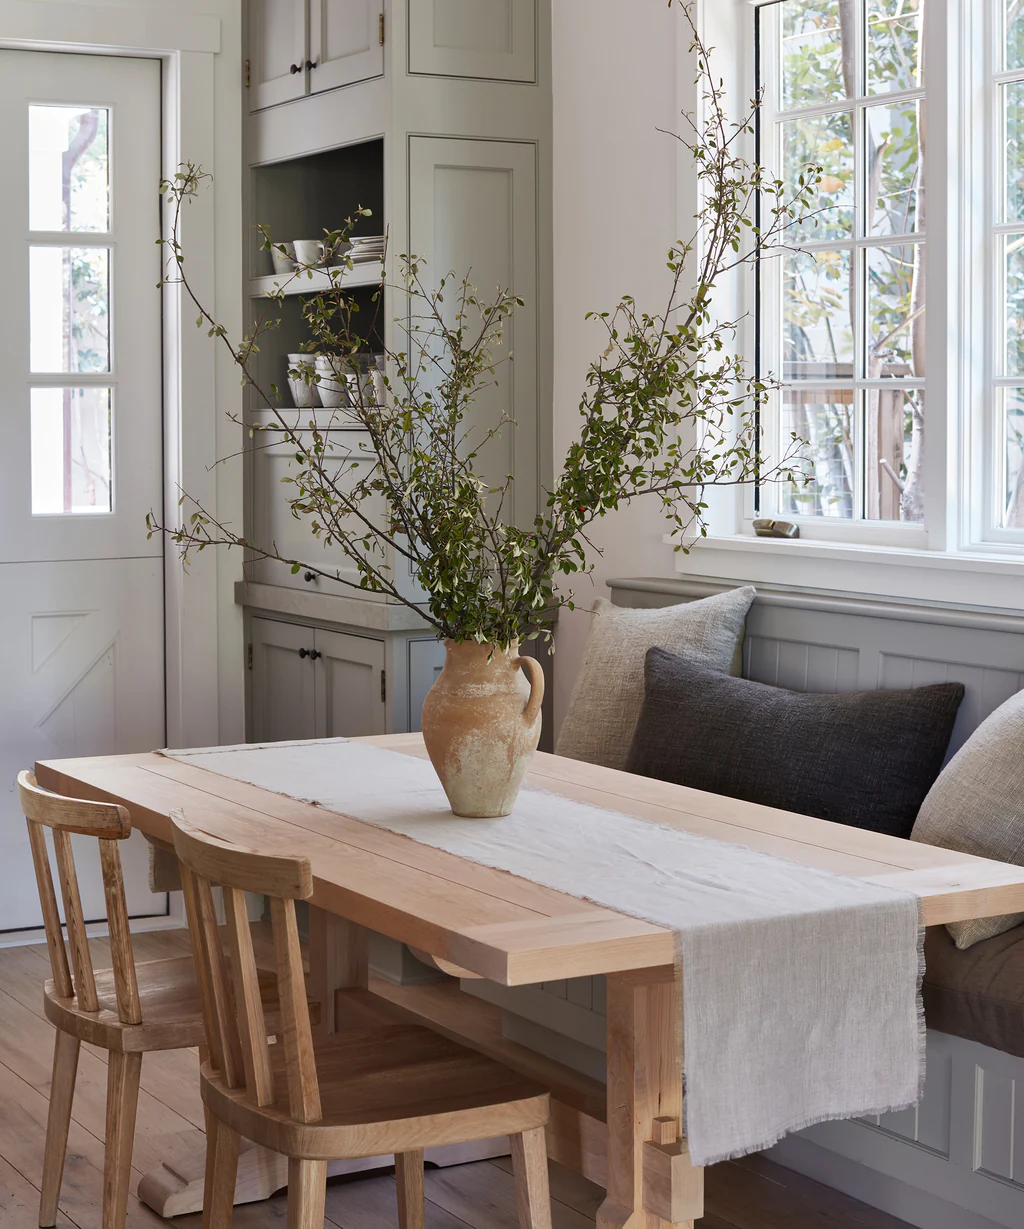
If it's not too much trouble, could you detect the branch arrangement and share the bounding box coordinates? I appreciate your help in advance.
[150,3,818,649]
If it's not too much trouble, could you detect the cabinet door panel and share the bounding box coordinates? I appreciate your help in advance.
[309,0,384,94]
[249,429,388,597]
[408,137,538,525]
[408,0,536,82]
[314,629,386,736]
[249,0,309,111]
[250,618,317,742]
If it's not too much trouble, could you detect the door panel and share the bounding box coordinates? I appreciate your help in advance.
[0,559,166,930]
[0,52,165,932]
[249,0,310,111]
[408,0,537,82]
[408,137,539,526]
[314,629,386,737]
[309,0,384,94]
[250,618,317,742]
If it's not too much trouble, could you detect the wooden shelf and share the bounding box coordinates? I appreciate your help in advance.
[248,261,384,298]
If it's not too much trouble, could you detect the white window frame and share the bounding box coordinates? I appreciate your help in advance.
[683,0,1024,603]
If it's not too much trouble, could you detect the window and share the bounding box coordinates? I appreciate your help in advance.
[751,1,1024,553]
[27,104,113,515]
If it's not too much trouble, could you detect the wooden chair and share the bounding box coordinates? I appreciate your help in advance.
[17,771,304,1229]
[170,810,554,1229]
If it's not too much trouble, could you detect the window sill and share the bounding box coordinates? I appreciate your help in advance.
[666,533,1024,613]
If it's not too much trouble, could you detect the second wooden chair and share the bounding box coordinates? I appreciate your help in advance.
[170,809,554,1229]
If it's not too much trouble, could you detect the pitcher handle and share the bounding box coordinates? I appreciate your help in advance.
[513,654,545,726]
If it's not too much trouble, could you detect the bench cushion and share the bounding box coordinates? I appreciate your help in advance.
[924,925,1024,1058]
[626,647,965,838]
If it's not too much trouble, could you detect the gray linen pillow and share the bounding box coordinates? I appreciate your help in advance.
[911,688,1024,950]
[626,647,965,838]
[555,587,755,770]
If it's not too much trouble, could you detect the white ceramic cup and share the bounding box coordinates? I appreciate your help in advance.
[286,353,321,408]
[292,239,324,267]
[270,240,297,274]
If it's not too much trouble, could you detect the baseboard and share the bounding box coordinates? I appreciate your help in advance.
[768,1134,1008,1229]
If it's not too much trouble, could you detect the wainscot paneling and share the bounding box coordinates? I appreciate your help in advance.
[462,575,1024,1229]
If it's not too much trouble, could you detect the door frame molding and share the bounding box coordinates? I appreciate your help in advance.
[0,1,246,749]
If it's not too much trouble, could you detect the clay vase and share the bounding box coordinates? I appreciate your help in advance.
[421,639,545,818]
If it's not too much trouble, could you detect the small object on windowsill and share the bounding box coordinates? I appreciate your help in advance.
[753,518,800,539]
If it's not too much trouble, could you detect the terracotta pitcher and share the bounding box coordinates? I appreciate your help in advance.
[421,639,545,818]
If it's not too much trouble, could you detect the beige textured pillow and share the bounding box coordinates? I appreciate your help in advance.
[911,687,1024,950]
[555,587,756,770]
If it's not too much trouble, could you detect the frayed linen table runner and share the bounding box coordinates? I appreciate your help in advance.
[162,738,924,1166]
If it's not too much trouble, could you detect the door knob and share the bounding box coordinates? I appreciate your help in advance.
[304,571,316,583]
[290,62,302,74]
[306,60,318,71]
[298,646,321,660]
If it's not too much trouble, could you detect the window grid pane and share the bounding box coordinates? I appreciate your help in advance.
[760,0,925,525]
[30,387,112,516]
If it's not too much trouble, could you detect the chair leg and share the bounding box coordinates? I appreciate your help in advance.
[395,1150,425,1229]
[287,1157,327,1229]
[39,1029,80,1227]
[510,1127,553,1229]
[102,1050,142,1229]
[202,1115,240,1229]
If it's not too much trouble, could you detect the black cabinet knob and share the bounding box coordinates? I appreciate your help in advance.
[290,62,302,74]
[299,647,322,661]
[304,571,316,583]
[306,59,318,71]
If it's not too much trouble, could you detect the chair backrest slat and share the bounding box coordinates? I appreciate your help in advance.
[18,770,139,1024]
[271,895,321,1123]
[223,885,275,1106]
[51,828,98,1012]
[99,840,141,1024]
[179,862,225,1073]
[195,872,245,1089]
[24,817,72,998]
[171,811,318,1123]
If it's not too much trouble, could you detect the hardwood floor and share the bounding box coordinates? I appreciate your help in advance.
[0,928,913,1229]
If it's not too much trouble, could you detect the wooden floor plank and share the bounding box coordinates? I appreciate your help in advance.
[0,929,918,1229]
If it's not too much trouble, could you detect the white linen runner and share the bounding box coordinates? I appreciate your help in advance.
[163,738,924,1166]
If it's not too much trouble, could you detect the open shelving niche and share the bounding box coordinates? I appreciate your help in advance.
[246,137,386,427]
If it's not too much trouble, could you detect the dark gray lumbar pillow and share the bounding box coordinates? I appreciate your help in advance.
[625,647,965,838]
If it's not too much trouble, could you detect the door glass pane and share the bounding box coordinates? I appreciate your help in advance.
[866,100,923,236]
[29,105,109,232]
[780,1,851,111]
[866,0,923,95]
[866,243,924,377]
[782,112,853,243]
[781,389,855,518]
[30,246,110,372]
[783,248,854,379]
[31,386,112,515]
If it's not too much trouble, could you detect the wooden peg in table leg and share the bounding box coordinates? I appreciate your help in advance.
[643,1115,703,1226]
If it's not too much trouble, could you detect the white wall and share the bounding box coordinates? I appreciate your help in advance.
[550,0,689,732]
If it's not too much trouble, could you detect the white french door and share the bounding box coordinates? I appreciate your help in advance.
[0,51,167,932]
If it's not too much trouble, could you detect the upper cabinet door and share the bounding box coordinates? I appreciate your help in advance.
[308,0,384,94]
[408,0,536,83]
[249,0,310,112]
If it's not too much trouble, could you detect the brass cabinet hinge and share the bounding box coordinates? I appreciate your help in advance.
[379,12,385,46]
[380,669,386,703]
[244,58,250,88]
[247,643,253,670]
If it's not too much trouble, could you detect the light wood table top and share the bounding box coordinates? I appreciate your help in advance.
[36,732,1024,986]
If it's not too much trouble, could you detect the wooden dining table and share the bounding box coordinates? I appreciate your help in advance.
[35,732,1024,1229]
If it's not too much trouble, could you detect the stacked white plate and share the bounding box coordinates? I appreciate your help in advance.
[349,235,385,264]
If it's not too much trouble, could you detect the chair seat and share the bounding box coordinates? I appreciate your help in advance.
[201,1022,550,1160]
[44,955,318,1053]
